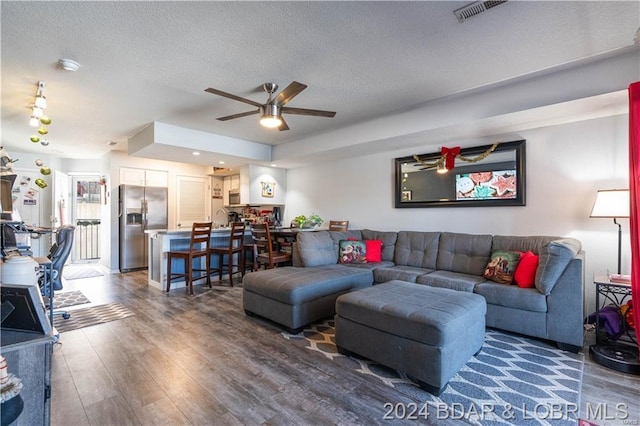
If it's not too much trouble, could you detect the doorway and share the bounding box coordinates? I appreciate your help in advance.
[72,176,102,263]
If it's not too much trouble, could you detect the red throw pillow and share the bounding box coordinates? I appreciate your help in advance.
[514,251,539,288]
[365,239,382,262]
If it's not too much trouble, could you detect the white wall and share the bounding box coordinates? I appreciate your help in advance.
[285,113,630,314]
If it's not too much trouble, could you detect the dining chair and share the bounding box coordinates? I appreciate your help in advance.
[250,223,291,270]
[329,220,349,231]
[210,221,245,286]
[166,222,212,295]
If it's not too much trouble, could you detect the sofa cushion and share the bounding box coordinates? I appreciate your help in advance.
[491,235,558,255]
[361,229,398,262]
[341,260,395,271]
[394,231,440,268]
[436,232,493,275]
[373,265,434,283]
[475,282,547,313]
[482,250,521,284]
[297,231,337,266]
[338,240,367,264]
[243,265,373,305]
[416,270,486,292]
[535,238,582,295]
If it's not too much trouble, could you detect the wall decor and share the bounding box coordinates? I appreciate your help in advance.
[261,181,275,198]
[395,140,526,208]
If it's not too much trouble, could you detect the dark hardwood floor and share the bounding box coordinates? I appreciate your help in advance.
[49,268,639,425]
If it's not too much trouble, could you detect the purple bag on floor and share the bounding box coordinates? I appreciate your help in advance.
[585,305,623,339]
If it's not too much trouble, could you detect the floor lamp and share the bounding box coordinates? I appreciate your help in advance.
[589,189,630,275]
[589,188,638,375]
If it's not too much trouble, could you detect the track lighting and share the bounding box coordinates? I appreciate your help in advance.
[35,94,47,109]
[27,80,53,146]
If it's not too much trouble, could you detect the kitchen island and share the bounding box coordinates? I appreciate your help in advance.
[145,227,251,291]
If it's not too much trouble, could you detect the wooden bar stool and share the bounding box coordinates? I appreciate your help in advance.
[251,223,292,270]
[166,222,212,295]
[329,220,349,231]
[210,221,245,286]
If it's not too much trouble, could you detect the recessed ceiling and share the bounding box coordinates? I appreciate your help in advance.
[1,1,638,168]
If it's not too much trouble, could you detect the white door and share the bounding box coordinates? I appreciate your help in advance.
[72,176,102,262]
[176,175,210,229]
[53,170,71,228]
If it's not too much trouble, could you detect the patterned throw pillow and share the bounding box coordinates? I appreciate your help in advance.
[338,240,367,264]
[483,251,521,284]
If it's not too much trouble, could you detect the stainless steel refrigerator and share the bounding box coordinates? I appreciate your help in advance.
[119,185,168,272]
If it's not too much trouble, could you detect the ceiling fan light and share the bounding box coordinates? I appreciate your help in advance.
[260,115,282,128]
[260,104,282,128]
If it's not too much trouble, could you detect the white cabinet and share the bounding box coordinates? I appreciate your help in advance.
[145,170,169,187]
[230,174,240,190]
[120,167,168,187]
[222,174,241,206]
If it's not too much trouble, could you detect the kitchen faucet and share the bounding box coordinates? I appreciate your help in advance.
[215,208,227,227]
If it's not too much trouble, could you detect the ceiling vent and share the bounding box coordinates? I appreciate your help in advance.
[454,0,508,23]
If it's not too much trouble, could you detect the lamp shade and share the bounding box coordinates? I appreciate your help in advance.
[590,189,630,218]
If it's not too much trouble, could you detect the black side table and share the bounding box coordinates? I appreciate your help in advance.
[589,274,639,375]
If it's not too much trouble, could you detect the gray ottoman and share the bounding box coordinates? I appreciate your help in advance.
[243,265,373,333]
[334,280,486,395]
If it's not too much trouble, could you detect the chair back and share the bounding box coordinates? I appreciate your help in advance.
[228,221,245,249]
[48,225,75,290]
[251,223,274,259]
[329,220,349,231]
[190,222,213,254]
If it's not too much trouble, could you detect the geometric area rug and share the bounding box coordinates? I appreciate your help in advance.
[53,303,134,333]
[46,290,91,309]
[62,266,104,280]
[282,320,584,426]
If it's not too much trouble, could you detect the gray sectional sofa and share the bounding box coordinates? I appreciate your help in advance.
[242,229,584,351]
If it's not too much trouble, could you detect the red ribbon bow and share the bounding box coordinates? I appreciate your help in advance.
[441,146,460,170]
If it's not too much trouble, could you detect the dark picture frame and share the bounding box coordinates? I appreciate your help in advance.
[394,140,526,208]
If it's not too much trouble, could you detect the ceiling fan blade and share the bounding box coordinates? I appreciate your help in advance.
[216,109,259,121]
[278,116,290,131]
[275,81,307,106]
[281,106,336,118]
[205,88,263,108]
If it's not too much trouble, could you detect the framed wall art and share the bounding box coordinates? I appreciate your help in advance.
[395,140,526,208]
[261,181,275,198]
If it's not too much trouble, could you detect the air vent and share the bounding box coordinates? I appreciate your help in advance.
[454,0,508,23]
[107,141,118,146]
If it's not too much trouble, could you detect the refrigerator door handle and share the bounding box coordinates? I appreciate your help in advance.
[142,200,148,231]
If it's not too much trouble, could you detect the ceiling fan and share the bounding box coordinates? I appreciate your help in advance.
[205,81,336,131]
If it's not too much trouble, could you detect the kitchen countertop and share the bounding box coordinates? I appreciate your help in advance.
[145,227,239,235]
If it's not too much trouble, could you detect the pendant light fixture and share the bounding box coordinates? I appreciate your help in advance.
[28,80,53,146]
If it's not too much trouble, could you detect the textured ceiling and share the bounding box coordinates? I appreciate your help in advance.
[1,1,639,168]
